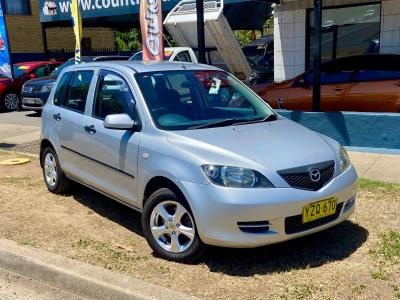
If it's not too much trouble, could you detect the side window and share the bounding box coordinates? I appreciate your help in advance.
[54,72,73,106]
[63,71,94,113]
[31,65,49,78]
[93,71,134,120]
[47,64,59,74]
[354,70,400,82]
[321,71,352,84]
[174,51,192,62]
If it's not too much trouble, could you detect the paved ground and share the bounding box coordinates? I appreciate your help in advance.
[0,267,85,300]
[0,111,41,147]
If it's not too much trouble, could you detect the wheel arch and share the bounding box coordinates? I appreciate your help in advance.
[40,139,56,168]
[142,176,188,209]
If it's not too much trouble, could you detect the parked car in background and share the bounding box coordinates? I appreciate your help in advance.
[242,36,274,85]
[21,56,129,112]
[130,47,198,63]
[0,61,62,112]
[256,54,400,112]
[41,61,357,262]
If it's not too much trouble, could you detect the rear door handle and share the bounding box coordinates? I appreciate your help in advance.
[334,88,343,92]
[84,125,96,135]
[53,113,61,121]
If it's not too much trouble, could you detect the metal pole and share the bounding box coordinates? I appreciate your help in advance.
[41,23,49,60]
[312,0,322,112]
[196,0,206,63]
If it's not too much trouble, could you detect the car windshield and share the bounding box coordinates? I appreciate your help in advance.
[52,60,74,76]
[135,70,275,131]
[0,65,26,79]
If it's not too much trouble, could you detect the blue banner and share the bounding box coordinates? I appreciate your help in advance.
[0,2,12,79]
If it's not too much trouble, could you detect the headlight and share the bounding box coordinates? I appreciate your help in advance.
[201,165,274,188]
[339,146,350,172]
[22,84,30,93]
[41,84,55,93]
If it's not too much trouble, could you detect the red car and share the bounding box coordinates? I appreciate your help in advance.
[0,61,62,112]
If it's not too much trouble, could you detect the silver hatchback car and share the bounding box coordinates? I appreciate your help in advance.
[40,61,358,262]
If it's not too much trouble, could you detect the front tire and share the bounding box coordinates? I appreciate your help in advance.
[41,147,71,194]
[141,188,205,263]
[2,93,20,112]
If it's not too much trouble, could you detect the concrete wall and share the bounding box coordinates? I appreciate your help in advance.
[274,8,306,82]
[274,0,400,82]
[278,110,400,150]
[380,0,400,54]
[5,0,115,54]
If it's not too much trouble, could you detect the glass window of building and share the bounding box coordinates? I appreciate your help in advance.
[307,4,381,68]
[1,0,31,15]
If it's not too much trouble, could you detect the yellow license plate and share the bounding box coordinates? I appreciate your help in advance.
[302,197,337,223]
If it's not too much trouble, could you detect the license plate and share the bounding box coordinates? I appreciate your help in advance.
[302,197,337,223]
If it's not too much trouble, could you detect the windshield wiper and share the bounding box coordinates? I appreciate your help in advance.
[232,114,278,125]
[188,118,240,129]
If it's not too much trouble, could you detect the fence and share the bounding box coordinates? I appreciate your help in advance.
[12,49,134,63]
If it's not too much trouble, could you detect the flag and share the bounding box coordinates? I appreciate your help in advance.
[140,0,164,61]
[0,2,13,79]
[71,0,82,64]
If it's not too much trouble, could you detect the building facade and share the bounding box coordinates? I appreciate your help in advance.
[3,0,115,55]
[274,0,400,82]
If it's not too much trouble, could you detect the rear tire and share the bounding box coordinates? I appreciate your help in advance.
[141,188,205,263]
[41,147,71,194]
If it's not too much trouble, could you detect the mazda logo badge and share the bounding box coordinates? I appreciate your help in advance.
[309,169,321,182]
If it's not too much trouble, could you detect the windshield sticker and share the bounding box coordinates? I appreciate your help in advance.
[209,78,221,95]
[18,66,29,70]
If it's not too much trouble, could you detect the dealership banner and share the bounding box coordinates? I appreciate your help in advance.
[39,0,177,23]
[0,2,13,79]
[71,0,82,64]
[140,0,164,61]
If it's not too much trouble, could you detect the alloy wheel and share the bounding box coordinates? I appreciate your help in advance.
[44,152,58,187]
[4,93,19,111]
[150,200,195,253]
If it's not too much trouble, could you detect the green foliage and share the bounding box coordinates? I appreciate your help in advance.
[114,28,142,51]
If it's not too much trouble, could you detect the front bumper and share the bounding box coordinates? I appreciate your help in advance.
[21,97,44,111]
[180,165,358,248]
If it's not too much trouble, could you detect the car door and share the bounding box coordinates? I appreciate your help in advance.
[346,69,400,112]
[78,69,142,205]
[52,70,96,181]
[284,68,352,111]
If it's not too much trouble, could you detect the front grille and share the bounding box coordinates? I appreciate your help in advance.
[279,163,335,191]
[285,202,343,234]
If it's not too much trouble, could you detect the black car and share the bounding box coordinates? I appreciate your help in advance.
[242,36,274,85]
[21,56,129,112]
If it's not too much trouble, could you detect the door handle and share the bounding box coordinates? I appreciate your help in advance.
[277,98,284,109]
[53,113,61,121]
[395,82,400,87]
[334,88,343,92]
[84,125,96,135]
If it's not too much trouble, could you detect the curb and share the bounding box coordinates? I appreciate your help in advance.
[0,239,199,300]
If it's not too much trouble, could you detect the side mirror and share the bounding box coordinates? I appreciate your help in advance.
[104,113,141,131]
[28,73,37,79]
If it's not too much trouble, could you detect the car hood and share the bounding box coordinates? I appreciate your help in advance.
[165,118,338,173]
[25,76,56,86]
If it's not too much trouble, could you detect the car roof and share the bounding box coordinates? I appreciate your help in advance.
[64,60,222,73]
[15,61,56,67]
